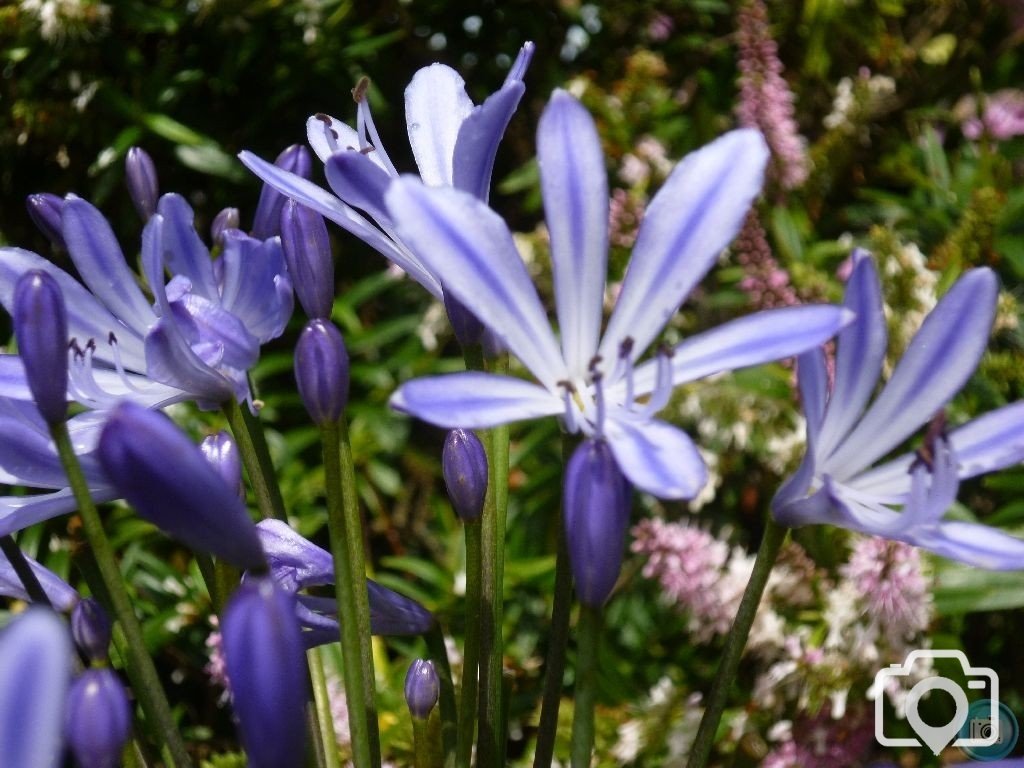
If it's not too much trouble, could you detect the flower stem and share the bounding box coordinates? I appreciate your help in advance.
[424,625,458,768]
[456,520,482,768]
[307,649,342,768]
[321,418,380,768]
[0,534,52,608]
[51,422,193,768]
[569,604,602,767]
[685,517,789,768]
[412,716,443,768]
[222,399,287,521]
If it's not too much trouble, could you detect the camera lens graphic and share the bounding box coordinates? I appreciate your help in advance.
[959,700,1019,761]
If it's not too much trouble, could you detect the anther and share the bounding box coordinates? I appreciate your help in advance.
[351,77,370,104]
[314,113,332,125]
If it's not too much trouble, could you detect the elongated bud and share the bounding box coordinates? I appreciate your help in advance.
[444,290,484,348]
[0,609,72,768]
[295,319,349,425]
[211,207,240,248]
[125,147,159,221]
[442,429,487,522]
[98,403,266,570]
[200,431,243,498]
[405,659,439,720]
[563,439,632,607]
[64,668,131,768]
[71,598,112,663]
[26,193,66,249]
[281,199,335,319]
[223,578,307,768]
[252,145,312,239]
[14,270,68,425]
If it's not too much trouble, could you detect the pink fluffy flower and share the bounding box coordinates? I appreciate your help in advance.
[958,89,1024,141]
[734,211,798,309]
[841,537,931,642]
[763,705,874,768]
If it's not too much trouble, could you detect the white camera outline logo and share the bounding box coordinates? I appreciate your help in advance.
[874,649,999,754]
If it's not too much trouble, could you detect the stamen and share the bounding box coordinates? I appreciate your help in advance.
[352,78,398,177]
[617,337,636,408]
[911,411,948,472]
[350,77,370,104]
[106,333,156,394]
[591,371,606,438]
[558,380,579,433]
[640,348,673,417]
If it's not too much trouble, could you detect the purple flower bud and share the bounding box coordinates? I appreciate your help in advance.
[26,193,66,249]
[281,199,335,319]
[295,319,349,426]
[0,609,72,768]
[64,668,131,768]
[404,659,439,720]
[252,145,312,240]
[443,290,484,348]
[211,207,241,248]
[563,439,632,607]
[13,270,68,426]
[223,578,307,768]
[125,147,159,221]
[71,598,112,663]
[200,431,243,498]
[97,402,265,571]
[442,429,487,521]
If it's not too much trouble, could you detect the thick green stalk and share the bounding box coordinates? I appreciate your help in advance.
[456,520,482,768]
[424,625,458,768]
[0,534,51,607]
[412,716,443,768]
[321,419,380,768]
[569,604,602,768]
[685,518,789,768]
[51,423,193,768]
[307,650,342,768]
[222,399,287,521]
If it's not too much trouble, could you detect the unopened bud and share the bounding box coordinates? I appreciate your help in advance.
[295,319,349,426]
[13,270,68,425]
[125,147,159,221]
[442,429,487,522]
[71,598,112,663]
[404,659,439,720]
[252,145,312,239]
[281,199,334,319]
[26,193,65,249]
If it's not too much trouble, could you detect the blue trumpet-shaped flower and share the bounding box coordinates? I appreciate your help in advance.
[773,252,1024,569]
[386,91,853,499]
[238,42,534,300]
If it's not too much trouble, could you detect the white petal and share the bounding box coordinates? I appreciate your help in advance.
[306,113,389,173]
[405,64,475,186]
[605,416,706,499]
[390,373,562,428]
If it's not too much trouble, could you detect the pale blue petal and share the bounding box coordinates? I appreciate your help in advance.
[0,417,103,488]
[61,197,157,335]
[538,90,608,376]
[453,80,525,201]
[0,609,72,768]
[390,373,562,428]
[605,416,706,499]
[324,151,393,225]
[385,179,567,388]
[155,194,219,300]
[0,486,117,539]
[0,550,78,611]
[899,438,959,530]
[0,355,32,401]
[218,232,292,343]
[404,64,474,186]
[798,348,829,443]
[824,268,998,479]
[599,129,769,363]
[815,253,886,459]
[306,113,389,171]
[922,522,1024,570]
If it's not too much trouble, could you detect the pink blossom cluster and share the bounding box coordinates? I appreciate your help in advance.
[841,537,931,641]
[204,615,231,694]
[735,211,798,309]
[762,705,874,768]
[608,188,645,247]
[958,89,1024,141]
[735,0,809,189]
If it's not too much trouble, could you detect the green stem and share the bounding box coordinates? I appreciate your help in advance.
[456,521,482,768]
[570,604,602,768]
[222,399,287,521]
[424,625,457,768]
[412,716,442,768]
[321,419,380,768]
[307,650,341,768]
[685,517,789,768]
[51,423,193,768]
[0,534,51,608]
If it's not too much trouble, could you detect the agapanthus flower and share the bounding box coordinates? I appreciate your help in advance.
[237,42,535,301]
[386,90,852,498]
[773,252,1024,568]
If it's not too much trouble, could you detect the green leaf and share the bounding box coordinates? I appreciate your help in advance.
[933,560,1024,614]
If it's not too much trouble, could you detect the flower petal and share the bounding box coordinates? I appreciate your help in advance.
[599,129,769,363]
[405,64,475,186]
[538,90,608,375]
[0,416,103,488]
[798,348,829,443]
[922,522,1024,570]
[824,268,998,479]
[0,549,79,611]
[155,194,219,300]
[324,151,394,226]
[452,79,526,201]
[0,487,119,539]
[390,373,562,428]
[218,232,292,343]
[605,417,706,499]
[385,179,567,387]
[305,113,389,173]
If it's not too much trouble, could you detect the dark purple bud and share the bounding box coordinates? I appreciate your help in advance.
[125,147,159,221]
[404,659,439,720]
[223,578,307,768]
[252,145,312,240]
[295,319,349,426]
[443,290,484,348]
[211,207,240,248]
[563,439,631,607]
[70,599,112,663]
[442,429,487,522]
[97,403,266,571]
[64,668,131,768]
[200,431,243,498]
[26,193,66,249]
[281,200,335,319]
[13,270,68,426]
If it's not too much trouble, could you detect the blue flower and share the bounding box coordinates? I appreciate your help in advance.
[773,252,1024,569]
[238,42,535,300]
[385,90,853,499]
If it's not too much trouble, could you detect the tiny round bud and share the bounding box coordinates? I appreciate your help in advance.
[71,598,112,663]
[295,319,350,426]
[211,207,241,248]
[281,199,335,319]
[200,431,243,498]
[404,659,439,720]
[13,270,68,425]
[25,193,66,249]
[442,429,487,522]
[125,147,159,221]
[64,668,131,768]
